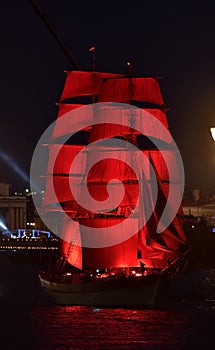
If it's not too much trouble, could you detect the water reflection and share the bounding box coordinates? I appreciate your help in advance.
[30,303,214,349]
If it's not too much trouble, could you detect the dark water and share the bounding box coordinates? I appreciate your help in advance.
[0,252,214,349]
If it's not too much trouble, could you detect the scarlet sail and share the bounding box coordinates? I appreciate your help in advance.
[42,69,188,273]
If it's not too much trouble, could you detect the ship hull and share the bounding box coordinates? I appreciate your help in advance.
[39,250,190,306]
[39,273,167,306]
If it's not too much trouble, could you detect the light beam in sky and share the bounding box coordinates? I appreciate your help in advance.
[0,149,30,184]
[0,220,7,231]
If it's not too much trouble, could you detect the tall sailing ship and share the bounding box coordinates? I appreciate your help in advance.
[38,69,190,306]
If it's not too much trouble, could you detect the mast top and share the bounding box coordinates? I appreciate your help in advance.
[89,46,96,71]
[126,61,132,77]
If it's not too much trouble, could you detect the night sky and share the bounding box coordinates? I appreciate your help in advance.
[1,1,215,194]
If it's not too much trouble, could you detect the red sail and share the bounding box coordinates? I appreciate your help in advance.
[56,103,84,118]
[51,103,93,140]
[137,154,187,260]
[43,144,86,206]
[80,217,139,269]
[89,106,170,144]
[60,217,82,270]
[46,144,85,175]
[60,71,124,101]
[41,69,188,271]
[98,77,164,105]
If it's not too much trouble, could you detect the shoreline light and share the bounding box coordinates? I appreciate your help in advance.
[210,127,215,141]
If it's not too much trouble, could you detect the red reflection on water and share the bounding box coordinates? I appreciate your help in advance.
[31,306,189,349]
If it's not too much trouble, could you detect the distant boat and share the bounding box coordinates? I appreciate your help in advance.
[38,69,190,306]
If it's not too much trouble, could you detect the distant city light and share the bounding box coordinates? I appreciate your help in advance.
[27,222,36,226]
[210,127,215,141]
[14,191,23,196]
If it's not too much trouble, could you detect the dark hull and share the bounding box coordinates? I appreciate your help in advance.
[39,273,168,306]
[39,250,190,306]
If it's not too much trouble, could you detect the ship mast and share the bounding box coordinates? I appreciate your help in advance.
[126,61,132,77]
[89,46,96,103]
[89,46,96,71]
[31,0,81,70]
